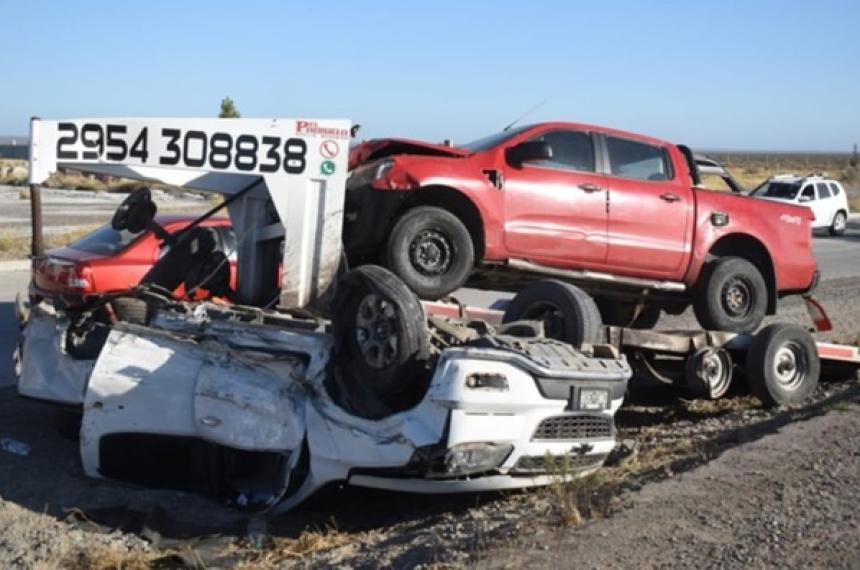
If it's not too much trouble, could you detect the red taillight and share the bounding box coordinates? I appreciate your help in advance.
[66,263,95,293]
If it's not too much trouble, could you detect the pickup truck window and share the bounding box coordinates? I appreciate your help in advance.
[527,130,595,172]
[606,137,672,181]
[461,125,531,152]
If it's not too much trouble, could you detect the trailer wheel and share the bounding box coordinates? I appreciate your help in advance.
[692,257,767,334]
[685,347,733,399]
[331,265,431,418]
[502,280,601,348]
[746,324,820,407]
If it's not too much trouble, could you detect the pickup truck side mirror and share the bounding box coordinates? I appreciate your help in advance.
[506,141,553,166]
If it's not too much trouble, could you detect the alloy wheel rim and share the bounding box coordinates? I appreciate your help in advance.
[355,293,399,369]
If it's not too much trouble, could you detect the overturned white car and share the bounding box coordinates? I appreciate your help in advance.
[18,116,631,512]
[19,277,630,512]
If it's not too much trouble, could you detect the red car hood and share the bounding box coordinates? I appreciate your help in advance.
[349,138,470,169]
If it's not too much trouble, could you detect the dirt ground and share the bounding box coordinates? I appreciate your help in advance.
[480,399,860,570]
[0,279,859,568]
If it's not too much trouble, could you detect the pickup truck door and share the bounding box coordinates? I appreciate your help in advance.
[502,129,608,265]
[602,135,692,278]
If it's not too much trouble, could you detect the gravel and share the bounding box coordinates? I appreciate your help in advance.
[477,399,860,570]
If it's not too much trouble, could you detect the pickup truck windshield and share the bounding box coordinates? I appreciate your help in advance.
[461,125,531,152]
[752,181,800,200]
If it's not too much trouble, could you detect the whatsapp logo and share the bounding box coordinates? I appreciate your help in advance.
[320,160,336,176]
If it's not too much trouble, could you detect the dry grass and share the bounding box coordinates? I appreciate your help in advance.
[0,159,185,195]
[231,525,354,569]
[705,152,859,192]
[48,543,158,570]
[0,226,98,259]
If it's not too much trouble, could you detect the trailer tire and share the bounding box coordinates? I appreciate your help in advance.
[693,257,767,334]
[685,347,733,399]
[331,265,431,418]
[597,299,662,329]
[385,206,475,300]
[746,324,819,407]
[502,280,601,348]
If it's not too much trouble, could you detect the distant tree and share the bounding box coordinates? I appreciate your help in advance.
[219,97,241,118]
[851,143,858,168]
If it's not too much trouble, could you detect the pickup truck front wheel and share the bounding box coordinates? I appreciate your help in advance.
[385,206,475,300]
[693,257,767,334]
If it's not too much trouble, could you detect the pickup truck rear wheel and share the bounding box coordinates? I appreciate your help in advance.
[693,257,767,334]
[385,206,475,299]
[829,211,847,236]
[502,280,602,348]
[330,265,431,419]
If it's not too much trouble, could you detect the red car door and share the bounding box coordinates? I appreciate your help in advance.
[602,135,692,278]
[502,129,608,265]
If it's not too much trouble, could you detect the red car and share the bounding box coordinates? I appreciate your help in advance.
[29,215,235,304]
[344,122,819,333]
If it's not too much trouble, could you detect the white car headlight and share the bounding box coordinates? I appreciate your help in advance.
[579,388,609,410]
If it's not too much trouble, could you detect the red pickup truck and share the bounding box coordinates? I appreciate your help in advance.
[344,122,819,333]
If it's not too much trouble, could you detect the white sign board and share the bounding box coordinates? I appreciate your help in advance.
[29,117,352,308]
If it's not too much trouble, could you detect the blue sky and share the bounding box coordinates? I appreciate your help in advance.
[1,0,857,151]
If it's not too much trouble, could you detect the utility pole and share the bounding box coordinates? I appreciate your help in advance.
[29,116,44,258]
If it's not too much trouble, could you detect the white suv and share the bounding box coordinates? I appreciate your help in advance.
[751,174,850,236]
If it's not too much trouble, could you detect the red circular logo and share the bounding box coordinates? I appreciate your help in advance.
[320,140,340,159]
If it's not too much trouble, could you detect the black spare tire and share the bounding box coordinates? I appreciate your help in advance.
[112,187,157,233]
[385,206,475,300]
[502,280,602,348]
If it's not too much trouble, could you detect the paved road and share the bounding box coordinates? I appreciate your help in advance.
[0,185,207,236]
[810,218,860,280]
